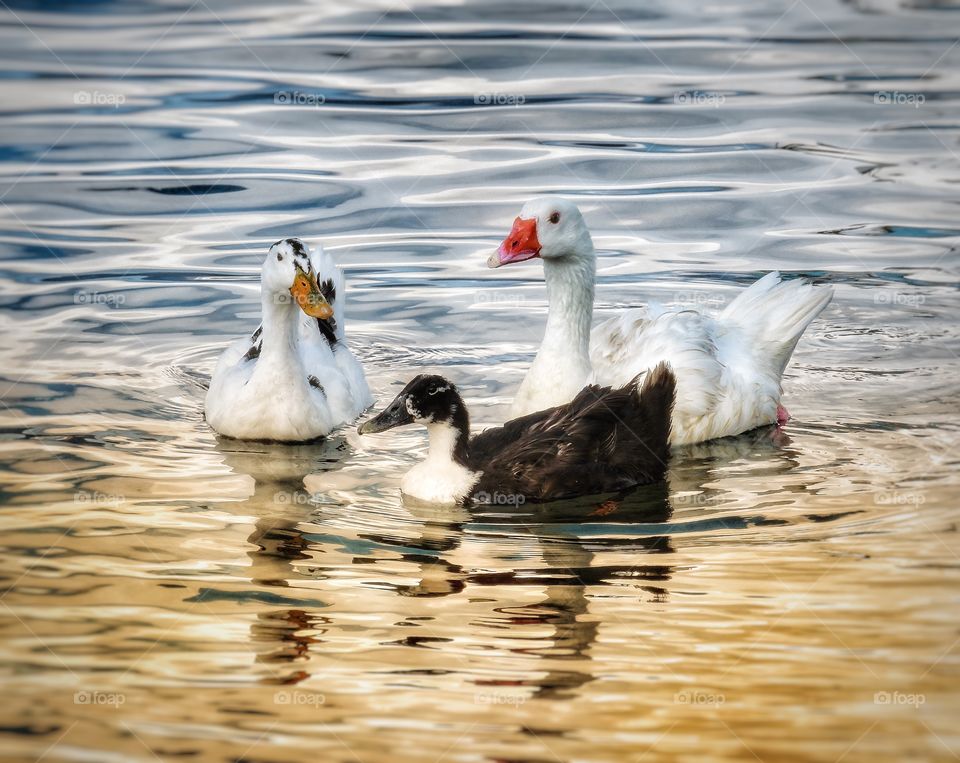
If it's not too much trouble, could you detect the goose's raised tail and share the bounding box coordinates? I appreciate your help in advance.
[719,272,834,378]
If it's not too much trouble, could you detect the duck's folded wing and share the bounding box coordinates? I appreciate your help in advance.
[475,370,673,501]
[469,403,566,464]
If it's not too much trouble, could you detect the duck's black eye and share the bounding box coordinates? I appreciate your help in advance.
[276,252,283,261]
[549,211,560,224]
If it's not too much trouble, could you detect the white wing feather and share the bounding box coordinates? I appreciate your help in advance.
[589,273,832,444]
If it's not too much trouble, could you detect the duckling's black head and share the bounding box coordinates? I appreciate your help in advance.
[358,374,466,435]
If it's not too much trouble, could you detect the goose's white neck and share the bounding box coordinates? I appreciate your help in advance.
[542,254,595,359]
[511,251,596,416]
[400,421,479,505]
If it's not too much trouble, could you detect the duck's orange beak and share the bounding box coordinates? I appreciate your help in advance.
[290,265,333,319]
[487,216,541,268]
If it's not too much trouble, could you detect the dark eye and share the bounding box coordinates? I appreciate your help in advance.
[549,212,560,224]
[427,385,437,395]
[276,252,283,261]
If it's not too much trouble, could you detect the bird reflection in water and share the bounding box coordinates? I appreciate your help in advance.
[214,436,347,682]
[211,422,799,697]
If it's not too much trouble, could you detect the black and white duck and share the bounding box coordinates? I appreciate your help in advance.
[358,363,676,505]
[205,238,371,442]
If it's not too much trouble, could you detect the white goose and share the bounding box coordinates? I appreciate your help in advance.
[205,238,371,442]
[487,198,833,445]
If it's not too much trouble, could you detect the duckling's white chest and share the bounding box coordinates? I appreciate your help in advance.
[399,424,480,505]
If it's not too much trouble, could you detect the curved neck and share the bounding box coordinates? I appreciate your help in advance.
[540,252,596,363]
[259,290,300,364]
[425,402,471,469]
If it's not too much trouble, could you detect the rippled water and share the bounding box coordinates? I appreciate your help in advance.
[1,0,958,760]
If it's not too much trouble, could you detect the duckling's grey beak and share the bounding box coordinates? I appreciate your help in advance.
[358,395,413,435]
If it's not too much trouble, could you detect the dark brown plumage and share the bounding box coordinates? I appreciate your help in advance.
[470,363,675,501]
[359,363,675,504]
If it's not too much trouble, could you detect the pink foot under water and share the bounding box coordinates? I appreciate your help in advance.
[776,404,791,426]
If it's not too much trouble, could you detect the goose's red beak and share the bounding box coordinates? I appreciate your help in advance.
[488,217,541,268]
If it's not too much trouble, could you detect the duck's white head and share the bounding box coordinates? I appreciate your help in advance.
[487,197,593,269]
[263,238,332,319]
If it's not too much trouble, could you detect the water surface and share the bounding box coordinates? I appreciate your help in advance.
[0,0,958,760]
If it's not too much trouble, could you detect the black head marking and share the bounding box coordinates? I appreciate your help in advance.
[400,374,470,464]
[287,238,310,267]
[359,374,472,464]
[271,238,310,265]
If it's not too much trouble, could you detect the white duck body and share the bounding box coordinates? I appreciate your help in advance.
[493,198,833,446]
[205,238,371,442]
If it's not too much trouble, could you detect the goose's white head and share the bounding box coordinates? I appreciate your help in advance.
[487,197,593,269]
[263,238,332,319]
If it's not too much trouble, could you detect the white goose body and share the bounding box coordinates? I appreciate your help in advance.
[491,198,833,446]
[205,238,371,442]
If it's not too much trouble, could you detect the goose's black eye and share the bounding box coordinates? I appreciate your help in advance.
[549,212,560,224]
[276,252,283,261]
[427,385,437,396]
